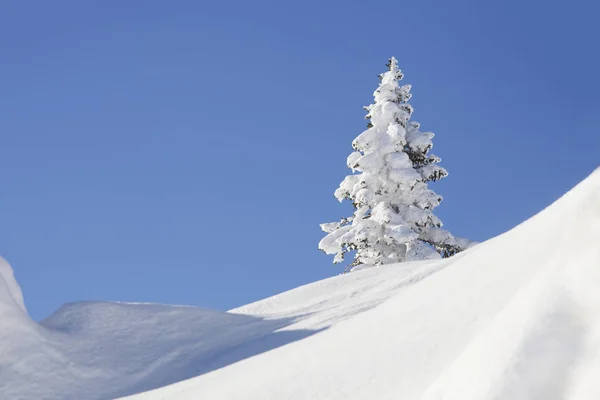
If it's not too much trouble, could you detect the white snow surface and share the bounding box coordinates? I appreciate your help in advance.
[0,256,26,312]
[2,168,600,400]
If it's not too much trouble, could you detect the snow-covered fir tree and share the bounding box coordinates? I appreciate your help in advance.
[319,57,473,268]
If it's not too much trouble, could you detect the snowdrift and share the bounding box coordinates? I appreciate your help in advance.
[0,255,441,400]
[122,167,600,400]
[1,168,599,400]
[0,256,26,313]
[0,283,311,400]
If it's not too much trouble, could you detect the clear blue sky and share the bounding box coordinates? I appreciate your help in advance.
[1,1,598,321]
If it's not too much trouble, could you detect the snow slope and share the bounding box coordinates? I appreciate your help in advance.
[1,168,599,400]
[0,287,314,399]
[122,167,600,400]
[0,248,444,399]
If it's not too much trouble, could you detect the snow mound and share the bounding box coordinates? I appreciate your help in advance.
[39,302,300,399]
[120,168,600,400]
[0,257,50,400]
[0,257,443,400]
[1,297,311,400]
[0,256,26,312]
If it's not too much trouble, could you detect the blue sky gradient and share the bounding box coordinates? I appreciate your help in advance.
[1,1,598,320]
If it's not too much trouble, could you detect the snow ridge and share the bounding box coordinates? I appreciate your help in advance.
[0,256,26,312]
[122,168,600,400]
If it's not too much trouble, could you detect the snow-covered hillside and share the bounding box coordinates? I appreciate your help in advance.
[1,168,599,400]
[0,255,444,399]
[120,168,600,400]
